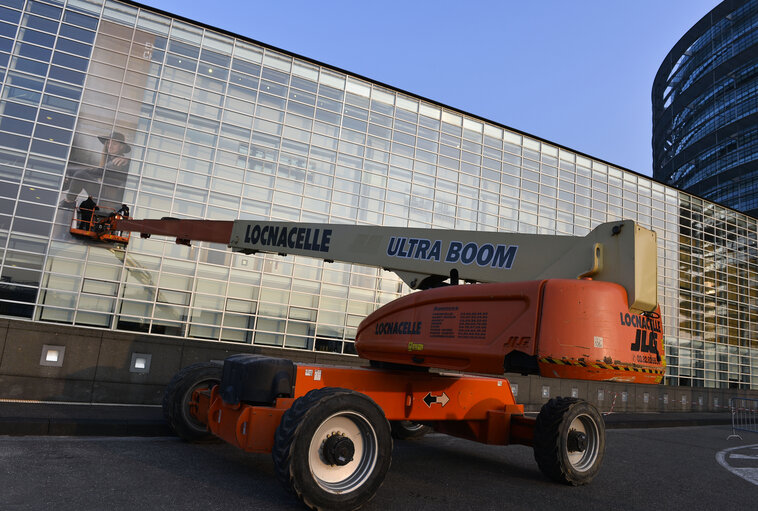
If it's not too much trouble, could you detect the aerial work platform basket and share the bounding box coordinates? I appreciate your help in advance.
[68,206,130,244]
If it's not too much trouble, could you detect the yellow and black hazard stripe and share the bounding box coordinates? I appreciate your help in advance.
[538,357,665,375]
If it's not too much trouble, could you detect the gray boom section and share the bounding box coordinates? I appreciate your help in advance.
[229,219,658,313]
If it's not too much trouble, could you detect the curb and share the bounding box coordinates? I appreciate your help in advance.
[0,405,733,436]
[0,417,171,436]
[603,415,732,429]
[0,402,171,437]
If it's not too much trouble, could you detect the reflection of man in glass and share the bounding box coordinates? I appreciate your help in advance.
[59,131,131,210]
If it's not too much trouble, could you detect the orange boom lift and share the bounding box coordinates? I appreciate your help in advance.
[92,214,664,510]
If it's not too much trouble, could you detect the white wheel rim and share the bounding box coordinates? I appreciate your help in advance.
[308,411,378,493]
[566,413,600,472]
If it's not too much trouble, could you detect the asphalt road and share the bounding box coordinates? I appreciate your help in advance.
[1,425,755,510]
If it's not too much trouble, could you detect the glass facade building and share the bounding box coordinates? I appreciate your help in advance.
[652,0,758,218]
[0,0,757,389]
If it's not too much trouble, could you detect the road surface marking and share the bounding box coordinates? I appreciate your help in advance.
[716,444,758,486]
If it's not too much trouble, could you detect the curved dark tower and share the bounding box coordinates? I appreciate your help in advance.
[652,0,758,218]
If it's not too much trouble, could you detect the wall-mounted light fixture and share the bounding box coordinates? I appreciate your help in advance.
[130,353,152,374]
[40,345,65,367]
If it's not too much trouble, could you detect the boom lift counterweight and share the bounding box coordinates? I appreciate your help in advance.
[92,214,665,509]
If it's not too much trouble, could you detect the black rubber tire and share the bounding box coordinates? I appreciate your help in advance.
[162,361,223,421]
[533,397,605,485]
[390,420,432,439]
[272,387,393,510]
[162,361,223,442]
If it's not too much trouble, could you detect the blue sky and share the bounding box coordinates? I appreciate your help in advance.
[137,0,721,177]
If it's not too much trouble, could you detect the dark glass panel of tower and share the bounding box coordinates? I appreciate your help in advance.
[653,0,758,218]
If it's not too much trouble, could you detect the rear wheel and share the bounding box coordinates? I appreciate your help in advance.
[273,387,392,510]
[533,397,605,485]
[390,420,432,439]
[162,361,222,442]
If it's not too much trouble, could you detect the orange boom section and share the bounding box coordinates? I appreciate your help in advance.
[355,279,665,383]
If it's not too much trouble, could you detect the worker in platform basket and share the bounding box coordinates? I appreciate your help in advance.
[78,195,98,230]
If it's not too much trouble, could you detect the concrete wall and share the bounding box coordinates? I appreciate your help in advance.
[0,318,361,404]
[0,317,754,410]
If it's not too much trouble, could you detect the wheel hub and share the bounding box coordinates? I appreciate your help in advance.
[567,430,587,452]
[322,434,355,466]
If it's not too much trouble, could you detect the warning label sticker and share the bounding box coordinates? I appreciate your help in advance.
[430,306,457,339]
[428,306,488,340]
[459,312,488,340]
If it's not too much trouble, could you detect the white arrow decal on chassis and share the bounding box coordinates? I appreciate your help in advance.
[423,392,450,408]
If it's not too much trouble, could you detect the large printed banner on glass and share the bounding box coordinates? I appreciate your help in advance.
[56,18,156,232]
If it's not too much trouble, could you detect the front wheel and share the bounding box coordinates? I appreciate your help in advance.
[273,387,392,510]
[533,397,605,485]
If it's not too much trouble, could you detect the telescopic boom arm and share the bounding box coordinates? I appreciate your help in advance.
[115,218,657,313]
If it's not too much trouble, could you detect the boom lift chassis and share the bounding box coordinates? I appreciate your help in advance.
[166,358,603,510]
[103,217,661,510]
